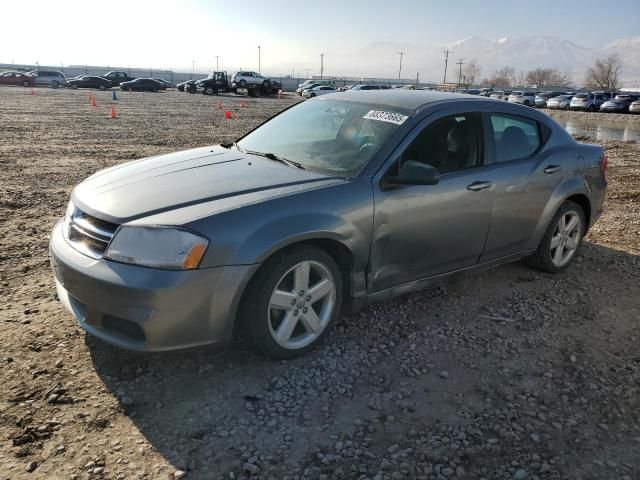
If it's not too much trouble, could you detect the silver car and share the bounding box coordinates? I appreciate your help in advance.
[50,91,607,358]
[303,85,336,98]
[28,70,66,88]
[547,95,573,110]
[508,91,536,106]
[570,93,609,111]
[629,100,640,114]
[231,71,271,89]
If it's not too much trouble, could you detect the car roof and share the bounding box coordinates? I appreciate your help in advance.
[335,89,476,110]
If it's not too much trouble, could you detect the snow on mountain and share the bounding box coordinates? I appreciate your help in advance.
[339,35,639,85]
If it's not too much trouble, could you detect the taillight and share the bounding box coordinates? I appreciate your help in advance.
[601,154,608,180]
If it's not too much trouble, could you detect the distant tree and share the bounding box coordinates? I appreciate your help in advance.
[487,67,514,88]
[526,67,573,87]
[585,54,622,91]
[463,60,481,86]
[514,70,527,88]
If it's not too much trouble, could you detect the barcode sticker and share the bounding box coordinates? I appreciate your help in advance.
[363,110,408,125]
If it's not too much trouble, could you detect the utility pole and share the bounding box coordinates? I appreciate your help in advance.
[191,60,195,79]
[258,45,261,73]
[416,72,419,88]
[442,49,452,84]
[215,56,219,71]
[398,52,405,80]
[320,53,325,80]
[305,69,310,79]
[456,58,465,86]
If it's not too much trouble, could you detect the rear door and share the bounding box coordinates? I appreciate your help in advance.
[478,112,564,261]
[369,109,494,291]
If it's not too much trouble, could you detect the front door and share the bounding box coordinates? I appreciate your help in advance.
[369,111,494,292]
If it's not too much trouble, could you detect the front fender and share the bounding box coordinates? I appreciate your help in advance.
[528,176,591,249]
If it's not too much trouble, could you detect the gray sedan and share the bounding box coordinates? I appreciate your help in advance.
[50,91,607,358]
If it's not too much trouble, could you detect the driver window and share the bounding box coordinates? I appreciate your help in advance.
[401,112,482,174]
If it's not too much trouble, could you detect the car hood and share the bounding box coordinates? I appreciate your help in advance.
[72,145,340,224]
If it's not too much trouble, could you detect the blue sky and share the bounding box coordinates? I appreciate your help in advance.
[2,0,638,75]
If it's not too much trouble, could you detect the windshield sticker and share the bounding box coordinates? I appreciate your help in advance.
[363,110,408,125]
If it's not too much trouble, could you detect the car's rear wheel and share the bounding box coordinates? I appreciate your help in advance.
[51,80,59,89]
[525,200,585,273]
[99,84,106,91]
[588,105,595,112]
[310,92,316,98]
[153,86,159,92]
[71,83,78,89]
[241,245,343,359]
[22,81,30,87]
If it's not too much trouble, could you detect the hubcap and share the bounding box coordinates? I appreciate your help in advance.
[550,211,581,267]
[268,260,336,350]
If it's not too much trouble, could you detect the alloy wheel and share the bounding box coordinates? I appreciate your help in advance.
[550,211,581,267]
[267,260,336,350]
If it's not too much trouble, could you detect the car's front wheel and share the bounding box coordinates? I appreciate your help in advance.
[51,80,59,89]
[238,79,247,88]
[526,200,585,273]
[204,86,214,95]
[22,81,30,87]
[241,246,343,359]
[99,84,106,91]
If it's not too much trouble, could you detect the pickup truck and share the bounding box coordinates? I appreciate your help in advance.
[102,71,135,86]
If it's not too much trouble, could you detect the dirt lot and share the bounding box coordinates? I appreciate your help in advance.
[1,87,639,480]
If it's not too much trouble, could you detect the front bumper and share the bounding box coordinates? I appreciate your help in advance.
[49,221,258,352]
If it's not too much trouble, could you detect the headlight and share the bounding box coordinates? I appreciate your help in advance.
[61,201,75,238]
[104,226,209,270]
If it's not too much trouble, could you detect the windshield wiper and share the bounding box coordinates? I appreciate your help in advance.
[245,150,305,170]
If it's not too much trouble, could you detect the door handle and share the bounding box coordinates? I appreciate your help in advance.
[467,181,492,191]
[544,165,562,174]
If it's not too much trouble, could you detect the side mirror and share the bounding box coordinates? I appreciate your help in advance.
[386,160,440,186]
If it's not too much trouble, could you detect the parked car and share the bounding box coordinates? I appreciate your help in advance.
[480,88,493,96]
[508,91,536,106]
[570,93,609,111]
[303,85,337,98]
[177,79,198,93]
[501,91,512,101]
[489,91,504,100]
[119,78,164,92]
[152,78,173,89]
[599,94,638,113]
[231,71,271,89]
[50,90,606,358]
[535,92,566,108]
[465,89,482,95]
[102,71,135,86]
[0,71,34,87]
[28,70,66,88]
[629,100,640,114]
[66,75,113,91]
[546,95,574,110]
[297,83,320,95]
[350,84,381,90]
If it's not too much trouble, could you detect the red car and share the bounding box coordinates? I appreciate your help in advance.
[0,71,34,87]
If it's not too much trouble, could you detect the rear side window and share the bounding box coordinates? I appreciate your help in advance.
[489,114,541,163]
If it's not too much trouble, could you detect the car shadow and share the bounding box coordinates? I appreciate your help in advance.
[88,240,639,478]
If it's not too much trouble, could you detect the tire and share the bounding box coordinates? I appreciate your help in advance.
[525,200,586,273]
[71,84,78,90]
[588,105,595,112]
[22,81,30,87]
[51,81,59,89]
[178,85,184,92]
[564,104,569,110]
[153,86,159,92]
[204,86,214,95]
[262,80,270,89]
[310,93,316,98]
[240,245,343,359]
[523,100,530,106]
[99,84,106,91]
[238,79,246,88]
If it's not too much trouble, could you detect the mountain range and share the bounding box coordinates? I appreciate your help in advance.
[329,36,640,86]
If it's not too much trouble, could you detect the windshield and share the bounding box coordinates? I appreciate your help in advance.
[237,98,411,176]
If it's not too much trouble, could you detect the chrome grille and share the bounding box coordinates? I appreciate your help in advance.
[66,209,119,259]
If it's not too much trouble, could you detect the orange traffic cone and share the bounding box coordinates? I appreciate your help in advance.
[224,111,232,119]
[110,105,117,119]
[91,97,97,107]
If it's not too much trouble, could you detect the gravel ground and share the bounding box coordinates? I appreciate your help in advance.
[1,87,639,480]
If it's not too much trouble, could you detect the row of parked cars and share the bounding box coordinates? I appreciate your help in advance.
[0,69,175,92]
[295,80,417,97]
[486,89,640,113]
